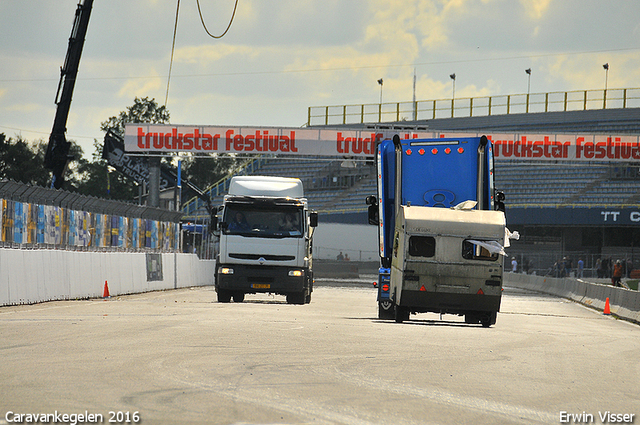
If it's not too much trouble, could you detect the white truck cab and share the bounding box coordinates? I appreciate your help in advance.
[215,176,317,304]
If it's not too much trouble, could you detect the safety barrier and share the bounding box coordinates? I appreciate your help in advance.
[505,273,640,324]
[0,248,215,306]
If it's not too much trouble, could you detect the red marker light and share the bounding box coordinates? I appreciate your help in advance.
[445,148,451,154]
[418,148,425,155]
[431,148,438,155]
[457,147,464,154]
[406,149,412,155]
[382,284,389,292]
[419,285,426,291]
[477,288,484,295]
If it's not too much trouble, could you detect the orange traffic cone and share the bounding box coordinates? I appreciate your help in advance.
[103,280,110,298]
[603,297,611,315]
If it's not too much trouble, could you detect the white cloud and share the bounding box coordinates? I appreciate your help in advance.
[520,0,553,20]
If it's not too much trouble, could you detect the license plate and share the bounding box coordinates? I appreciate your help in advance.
[252,284,270,289]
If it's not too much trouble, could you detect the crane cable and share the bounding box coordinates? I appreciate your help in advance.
[165,0,181,107]
[165,0,238,107]
[197,0,239,39]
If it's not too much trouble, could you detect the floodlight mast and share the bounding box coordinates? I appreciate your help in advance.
[44,0,94,189]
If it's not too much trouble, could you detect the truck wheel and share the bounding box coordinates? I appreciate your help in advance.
[394,306,410,323]
[286,292,305,305]
[217,289,232,303]
[378,301,395,320]
[232,292,245,303]
[481,312,497,328]
[304,293,312,304]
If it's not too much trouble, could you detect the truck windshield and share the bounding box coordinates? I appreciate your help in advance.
[223,205,303,238]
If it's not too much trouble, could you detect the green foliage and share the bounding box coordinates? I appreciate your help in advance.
[101,96,170,137]
[182,154,237,192]
[0,133,50,186]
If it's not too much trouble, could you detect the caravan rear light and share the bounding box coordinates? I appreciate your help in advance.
[220,267,234,275]
[288,270,303,277]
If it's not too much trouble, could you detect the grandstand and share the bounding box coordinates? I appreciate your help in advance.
[185,152,640,274]
[181,90,640,274]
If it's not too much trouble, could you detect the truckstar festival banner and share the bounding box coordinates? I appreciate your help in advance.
[124,124,640,162]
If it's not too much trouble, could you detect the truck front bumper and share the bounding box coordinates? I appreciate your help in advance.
[216,264,310,295]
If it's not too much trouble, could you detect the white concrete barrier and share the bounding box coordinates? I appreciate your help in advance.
[0,248,215,306]
[505,273,640,324]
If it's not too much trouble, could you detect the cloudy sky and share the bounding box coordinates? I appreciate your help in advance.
[1,0,640,157]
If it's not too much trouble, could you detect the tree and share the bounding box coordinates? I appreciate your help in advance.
[0,133,50,186]
[74,140,137,201]
[181,154,237,193]
[78,97,172,201]
[101,96,170,137]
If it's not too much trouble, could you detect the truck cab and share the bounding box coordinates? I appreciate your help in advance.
[215,176,317,304]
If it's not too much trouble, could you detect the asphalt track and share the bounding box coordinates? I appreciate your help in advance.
[0,282,638,425]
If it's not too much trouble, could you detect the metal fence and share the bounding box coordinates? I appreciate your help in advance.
[308,88,640,126]
[1,180,182,252]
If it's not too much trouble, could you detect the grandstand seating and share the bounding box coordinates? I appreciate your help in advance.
[183,156,640,218]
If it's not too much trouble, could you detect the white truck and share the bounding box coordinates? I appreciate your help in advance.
[214,176,318,304]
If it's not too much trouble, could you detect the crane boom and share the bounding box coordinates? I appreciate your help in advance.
[44,0,94,189]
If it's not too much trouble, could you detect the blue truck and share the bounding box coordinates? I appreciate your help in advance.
[366,135,507,326]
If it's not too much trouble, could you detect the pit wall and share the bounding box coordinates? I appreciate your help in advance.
[505,273,640,324]
[0,249,215,306]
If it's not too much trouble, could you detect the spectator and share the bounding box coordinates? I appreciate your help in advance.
[564,257,572,278]
[337,251,344,261]
[344,253,350,261]
[596,258,603,278]
[577,258,584,278]
[612,260,623,287]
[511,257,517,273]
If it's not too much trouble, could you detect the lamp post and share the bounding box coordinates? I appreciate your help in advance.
[525,68,531,112]
[450,73,456,99]
[377,78,383,121]
[603,63,609,108]
[450,73,456,117]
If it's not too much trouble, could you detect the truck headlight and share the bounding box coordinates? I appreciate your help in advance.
[288,270,303,277]
[219,267,234,275]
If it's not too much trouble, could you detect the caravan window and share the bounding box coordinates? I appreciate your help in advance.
[462,240,499,261]
[408,236,435,258]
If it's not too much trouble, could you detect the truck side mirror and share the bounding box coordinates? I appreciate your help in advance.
[309,211,318,227]
[211,215,219,235]
[368,205,379,225]
[495,191,505,213]
[366,195,379,225]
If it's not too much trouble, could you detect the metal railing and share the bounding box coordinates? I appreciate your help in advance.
[308,88,640,126]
